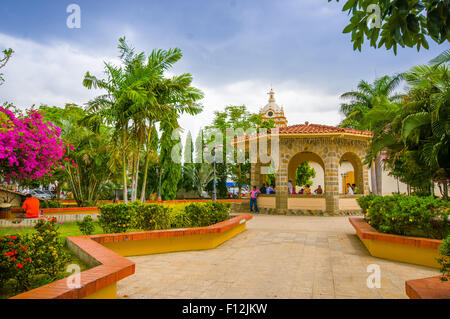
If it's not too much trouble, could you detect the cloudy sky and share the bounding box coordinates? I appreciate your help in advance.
[0,0,445,138]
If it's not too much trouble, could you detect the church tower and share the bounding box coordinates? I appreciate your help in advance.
[259,88,288,128]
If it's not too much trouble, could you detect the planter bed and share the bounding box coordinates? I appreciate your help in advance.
[405,275,450,299]
[10,214,252,299]
[349,217,442,268]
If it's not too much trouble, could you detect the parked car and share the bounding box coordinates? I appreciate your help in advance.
[30,189,53,200]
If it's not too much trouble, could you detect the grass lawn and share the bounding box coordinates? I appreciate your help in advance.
[1,202,226,298]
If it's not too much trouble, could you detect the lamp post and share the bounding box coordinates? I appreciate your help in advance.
[212,145,224,201]
[213,154,217,201]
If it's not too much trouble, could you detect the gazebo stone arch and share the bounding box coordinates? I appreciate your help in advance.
[245,123,372,215]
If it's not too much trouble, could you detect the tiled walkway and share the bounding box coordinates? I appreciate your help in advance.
[117,214,439,299]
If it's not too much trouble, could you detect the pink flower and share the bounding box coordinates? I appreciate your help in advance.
[0,107,65,181]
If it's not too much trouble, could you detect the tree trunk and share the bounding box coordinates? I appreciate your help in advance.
[375,155,383,196]
[370,162,377,195]
[122,125,128,204]
[130,153,140,202]
[140,125,153,202]
[133,156,140,202]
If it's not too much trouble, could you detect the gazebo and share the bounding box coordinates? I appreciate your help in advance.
[236,90,373,215]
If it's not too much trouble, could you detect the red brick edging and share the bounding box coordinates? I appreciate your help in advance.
[406,276,450,299]
[10,214,252,299]
[349,217,442,249]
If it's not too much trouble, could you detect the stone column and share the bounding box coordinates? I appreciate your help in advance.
[362,164,370,195]
[324,154,340,213]
[275,150,289,213]
[250,163,261,188]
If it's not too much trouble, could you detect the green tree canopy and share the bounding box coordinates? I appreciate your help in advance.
[330,0,449,54]
[295,162,316,188]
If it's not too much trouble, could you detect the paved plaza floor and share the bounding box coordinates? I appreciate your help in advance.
[117,214,439,299]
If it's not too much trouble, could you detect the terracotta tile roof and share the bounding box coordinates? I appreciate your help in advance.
[278,122,372,136]
[233,122,372,142]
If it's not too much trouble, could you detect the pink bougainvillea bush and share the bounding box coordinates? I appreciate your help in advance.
[0,107,66,182]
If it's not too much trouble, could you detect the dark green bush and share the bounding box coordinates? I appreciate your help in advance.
[99,201,232,233]
[80,199,97,207]
[77,215,95,235]
[356,194,376,215]
[184,201,231,227]
[359,195,449,239]
[183,203,210,227]
[437,235,450,282]
[98,203,138,233]
[169,209,191,229]
[40,200,64,209]
[0,217,69,295]
[204,201,231,225]
[135,204,171,231]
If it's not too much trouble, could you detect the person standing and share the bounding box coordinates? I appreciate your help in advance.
[249,186,261,213]
[288,180,293,194]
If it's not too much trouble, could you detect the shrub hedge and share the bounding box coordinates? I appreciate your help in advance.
[40,200,64,209]
[0,217,70,296]
[135,204,171,231]
[98,201,231,233]
[97,203,138,233]
[437,235,450,282]
[357,195,450,239]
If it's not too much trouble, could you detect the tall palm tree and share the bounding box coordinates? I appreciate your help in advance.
[401,64,449,198]
[83,39,151,203]
[84,38,204,203]
[339,75,404,195]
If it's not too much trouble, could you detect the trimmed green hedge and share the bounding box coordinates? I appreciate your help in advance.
[184,201,231,227]
[357,195,449,239]
[97,203,138,233]
[437,235,450,282]
[40,200,64,209]
[98,201,231,234]
[135,204,171,231]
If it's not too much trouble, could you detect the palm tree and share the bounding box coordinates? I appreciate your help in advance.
[401,63,449,198]
[339,75,404,195]
[84,38,204,203]
[61,117,114,206]
[83,39,151,203]
[136,53,204,201]
[183,163,214,198]
[430,49,450,66]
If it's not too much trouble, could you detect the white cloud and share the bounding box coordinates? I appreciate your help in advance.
[179,78,343,138]
[0,33,115,108]
[0,32,344,141]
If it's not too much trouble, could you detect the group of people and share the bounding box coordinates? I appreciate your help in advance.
[259,183,276,195]
[288,180,323,195]
[248,180,325,213]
